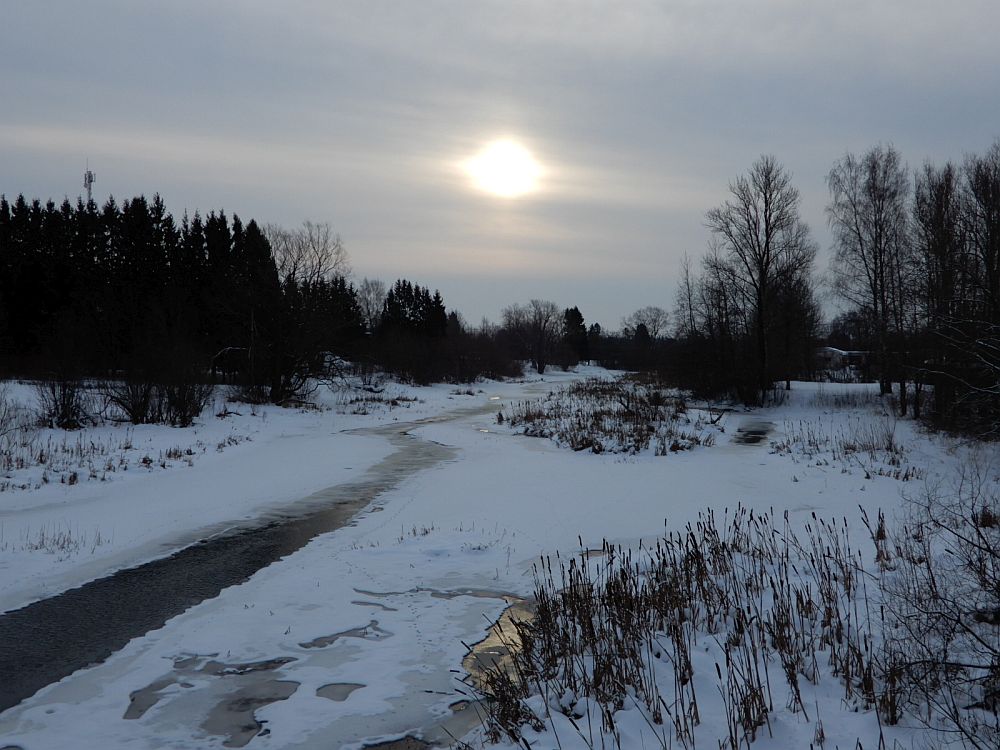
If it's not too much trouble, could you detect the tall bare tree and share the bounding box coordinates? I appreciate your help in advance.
[502,299,562,374]
[705,155,817,402]
[264,220,351,285]
[673,252,698,338]
[621,306,670,340]
[827,144,910,398]
[913,161,965,422]
[357,277,387,334]
[964,142,1000,320]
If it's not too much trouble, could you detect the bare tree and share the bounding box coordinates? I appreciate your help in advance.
[621,306,670,340]
[706,155,817,402]
[502,299,562,374]
[964,142,1000,321]
[913,161,966,422]
[264,220,351,285]
[881,459,1000,749]
[698,244,745,345]
[357,277,387,334]
[674,252,698,338]
[827,144,910,398]
[908,141,1000,432]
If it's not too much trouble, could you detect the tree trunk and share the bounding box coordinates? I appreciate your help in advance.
[757,313,768,405]
[878,332,891,394]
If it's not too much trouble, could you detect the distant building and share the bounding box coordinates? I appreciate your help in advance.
[816,346,869,370]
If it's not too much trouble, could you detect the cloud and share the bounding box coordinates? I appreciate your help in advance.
[3,1,999,324]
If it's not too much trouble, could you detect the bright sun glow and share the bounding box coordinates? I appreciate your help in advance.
[463,139,542,198]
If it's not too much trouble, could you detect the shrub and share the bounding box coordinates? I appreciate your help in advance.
[469,485,1000,749]
[500,376,715,454]
[34,379,91,429]
[879,460,1000,748]
[162,381,214,427]
[0,383,21,443]
[100,379,162,425]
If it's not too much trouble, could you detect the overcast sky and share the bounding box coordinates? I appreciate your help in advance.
[3,1,999,328]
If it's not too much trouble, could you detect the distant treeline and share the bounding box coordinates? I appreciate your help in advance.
[6,133,1000,439]
[0,195,369,401]
[0,195,670,396]
[0,196,590,413]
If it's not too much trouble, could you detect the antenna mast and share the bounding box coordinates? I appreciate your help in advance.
[83,161,96,203]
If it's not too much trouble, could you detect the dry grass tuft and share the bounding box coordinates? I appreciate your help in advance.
[500,377,716,455]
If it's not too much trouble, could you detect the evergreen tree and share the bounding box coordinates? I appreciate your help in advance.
[562,306,588,362]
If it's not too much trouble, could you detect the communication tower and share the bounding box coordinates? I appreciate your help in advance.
[83,162,96,203]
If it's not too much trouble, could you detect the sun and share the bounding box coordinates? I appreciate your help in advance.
[463,139,543,198]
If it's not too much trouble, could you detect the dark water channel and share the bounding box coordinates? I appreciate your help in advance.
[733,419,775,445]
[0,419,457,714]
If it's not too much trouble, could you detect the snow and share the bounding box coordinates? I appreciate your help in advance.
[0,379,485,613]
[0,370,982,749]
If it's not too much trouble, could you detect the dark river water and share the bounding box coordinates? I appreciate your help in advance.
[0,420,457,713]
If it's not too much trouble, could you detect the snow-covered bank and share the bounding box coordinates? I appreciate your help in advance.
[0,377,540,614]
[0,374,986,749]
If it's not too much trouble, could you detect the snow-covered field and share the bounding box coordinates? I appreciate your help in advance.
[0,370,986,749]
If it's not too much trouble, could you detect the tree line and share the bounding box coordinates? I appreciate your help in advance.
[0,195,493,423]
[0,194,598,425]
[665,139,1000,435]
[0,193,664,398]
[4,139,1000,435]
[825,141,1000,433]
[0,195,369,413]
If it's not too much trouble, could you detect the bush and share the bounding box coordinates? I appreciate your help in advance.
[34,379,91,429]
[100,379,162,425]
[100,368,213,427]
[162,381,214,427]
[879,460,1000,748]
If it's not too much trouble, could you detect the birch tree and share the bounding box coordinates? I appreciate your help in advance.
[827,144,910,398]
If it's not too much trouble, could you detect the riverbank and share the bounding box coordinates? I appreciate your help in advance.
[0,377,522,614]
